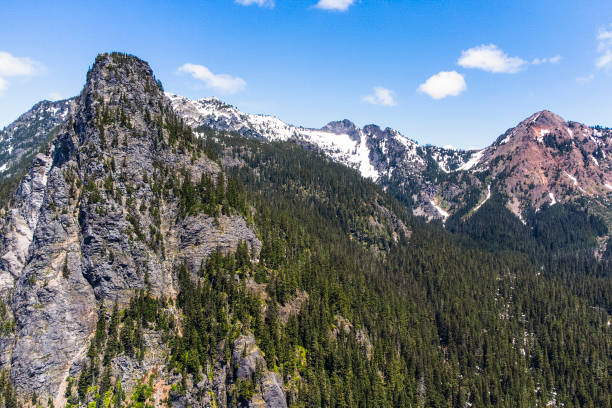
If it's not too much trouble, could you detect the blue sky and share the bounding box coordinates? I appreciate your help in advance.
[1,0,611,148]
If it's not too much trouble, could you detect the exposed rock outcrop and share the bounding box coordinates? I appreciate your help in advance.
[0,53,268,406]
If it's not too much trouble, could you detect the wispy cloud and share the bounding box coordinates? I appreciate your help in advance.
[596,24,612,70]
[314,0,355,11]
[532,55,562,65]
[418,71,466,100]
[361,86,397,106]
[178,63,246,94]
[235,0,274,8]
[576,74,594,83]
[458,45,526,73]
[0,51,41,94]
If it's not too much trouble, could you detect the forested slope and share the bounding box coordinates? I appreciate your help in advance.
[0,53,608,408]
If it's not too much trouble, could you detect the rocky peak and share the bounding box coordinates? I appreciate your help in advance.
[321,119,360,141]
[479,109,612,219]
[87,53,161,95]
[0,52,262,403]
[362,124,383,136]
[322,119,357,133]
[525,110,565,128]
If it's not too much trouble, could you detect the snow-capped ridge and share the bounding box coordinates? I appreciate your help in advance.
[166,94,612,223]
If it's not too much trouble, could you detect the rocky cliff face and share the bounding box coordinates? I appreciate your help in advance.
[0,53,272,407]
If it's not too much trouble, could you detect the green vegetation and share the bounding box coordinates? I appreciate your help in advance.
[0,370,17,408]
[447,193,612,315]
[168,128,610,407]
[0,63,609,406]
[68,291,170,408]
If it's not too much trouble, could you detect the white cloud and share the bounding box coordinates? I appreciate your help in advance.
[458,44,526,73]
[418,71,467,100]
[314,0,354,11]
[576,74,594,83]
[596,25,612,70]
[361,86,397,106]
[0,51,41,95]
[532,55,562,65]
[0,51,39,77]
[178,63,246,94]
[235,0,274,7]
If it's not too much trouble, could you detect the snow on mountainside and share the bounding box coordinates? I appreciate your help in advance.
[166,93,470,183]
[167,93,385,180]
[168,94,612,224]
[167,93,475,219]
[166,94,299,141]
[0,99,74,182]
[3,93,610,225]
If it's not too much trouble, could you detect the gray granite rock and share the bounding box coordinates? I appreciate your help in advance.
[0,53,271,406]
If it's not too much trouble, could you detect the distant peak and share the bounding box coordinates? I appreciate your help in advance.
[363,124,382,133]
[524,110,565,127]
[198,96,231,106]
[322,119,358,134]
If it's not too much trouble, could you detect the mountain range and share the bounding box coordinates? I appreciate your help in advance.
[7,89,610,227]
[166,94,612,226]
[0,53,609,408]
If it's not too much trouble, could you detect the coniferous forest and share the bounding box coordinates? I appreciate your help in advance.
[0,52,609,408]
[150,126,610,407]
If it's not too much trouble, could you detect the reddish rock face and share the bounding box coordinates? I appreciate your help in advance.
[478,110,612,216]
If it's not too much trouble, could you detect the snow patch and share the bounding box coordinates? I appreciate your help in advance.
[0,163,7,173]
[564,171,578,186]
[430,200,449,219]
[499,130,514,145]
[457,150,484,171]
[604,183,612,190]
[300,128,379,181]
[396,134,417,149]
[590,155,599,166]
[536,128,549,143]
[548,192,556,205]
[473,185,491,213]
[357,131,379,180]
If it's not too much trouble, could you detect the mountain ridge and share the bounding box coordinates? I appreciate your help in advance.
[0,52,609,408]
[166,94,612,224]
[3,91,611,228]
